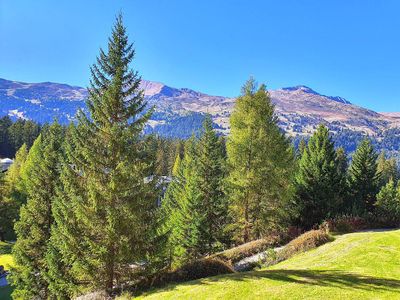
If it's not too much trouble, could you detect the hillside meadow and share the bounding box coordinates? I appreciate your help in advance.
[131,230,400,300]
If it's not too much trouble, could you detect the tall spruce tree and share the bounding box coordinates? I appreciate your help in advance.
[47,15,158,295]
[196,116,229,253]
[348,138,380,213]
[161,136,202,267]
[295,125,342,228]
[11,122,63,299]
[227,78,296,243]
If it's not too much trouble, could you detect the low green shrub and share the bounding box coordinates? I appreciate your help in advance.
[272,229,333,264]
[209,236,280,264]
[321,215,368,233]
[135,258,234,291]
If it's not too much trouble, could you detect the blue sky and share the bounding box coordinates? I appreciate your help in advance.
[1,0,400,111]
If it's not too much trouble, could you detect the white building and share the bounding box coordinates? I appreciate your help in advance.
[0,158,13,172]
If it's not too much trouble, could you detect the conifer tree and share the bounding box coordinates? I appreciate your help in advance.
[11,122,63,299]
[376,179,400,223]
[348,138,380,213]
[0,144,28,241]
[336,147,349,212]
[196,116,229,252]
[377,151,398,187]
[161,136,202,266]
[47,15,158,295]
[297,138,307,159]
[227,78,296,242]
[172,151,182,177]
[295,125,342,228]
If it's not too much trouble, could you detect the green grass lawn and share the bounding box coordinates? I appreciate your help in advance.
[0,241,14,300]
[133,229,400,300]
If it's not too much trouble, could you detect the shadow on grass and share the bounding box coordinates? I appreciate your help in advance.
[139,269,400,296]
[0,285,13,300]
[0,242,12,255]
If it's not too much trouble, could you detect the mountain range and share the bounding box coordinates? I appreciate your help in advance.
[1,77,400,153]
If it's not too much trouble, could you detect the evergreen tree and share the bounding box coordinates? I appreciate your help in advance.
[348,138,380,213]
[377,151,398,187]
[0,144,28,241]
[161,136,202,267]
[11,122,63,299]
[375,179,400,223]
[295,125,342,228]
[196,116,229,253]
[172,151,182,177]
[0,116,13,158]
[297,138,307,159]
[227,78,296,242]
[47,15,158,295]
[155,137,170,176]
[336,147,349,212]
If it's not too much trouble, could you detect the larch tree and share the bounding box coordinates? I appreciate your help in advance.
[47,15,158,296]
[377,151,398,187]
[227,78,296,243]
[11,122,63,299]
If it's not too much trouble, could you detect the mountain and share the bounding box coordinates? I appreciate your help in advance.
[1,77,400,153]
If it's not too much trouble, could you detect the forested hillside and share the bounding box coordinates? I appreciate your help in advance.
[2,77,400,157]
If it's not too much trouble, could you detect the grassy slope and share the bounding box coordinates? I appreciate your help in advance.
[135,230,400,300]
[0,242,14,300]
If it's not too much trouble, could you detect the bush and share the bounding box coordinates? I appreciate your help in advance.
[209,236,280,264]
[321,215,367,233]
[272,229,333,264]
[169,258,234,282]
[135,258,234,291]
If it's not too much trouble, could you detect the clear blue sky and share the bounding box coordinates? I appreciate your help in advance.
[1,0,400,111]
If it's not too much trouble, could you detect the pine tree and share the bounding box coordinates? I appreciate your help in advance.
[227,78,296,242]
[0,144,28,241]
[0,116,13,157]
[155,137,170,176]
[297,138,307,159]
[375,179,400,223]
[11,122,63,299]
[336,147,349,212]
[47,15,158,295]
[196,116,229,253]
[377,151,398,187]
[295,125,342,228]
[348,138,380,213]
[161,136,202,267]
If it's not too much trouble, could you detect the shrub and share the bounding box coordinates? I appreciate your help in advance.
[272,229,333,264]
[169,258,234,282]
[209,235,280,264]
[135,258,234,291]
[321,215,367,233]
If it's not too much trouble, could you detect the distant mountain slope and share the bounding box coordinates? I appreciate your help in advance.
[1,77,399,140]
